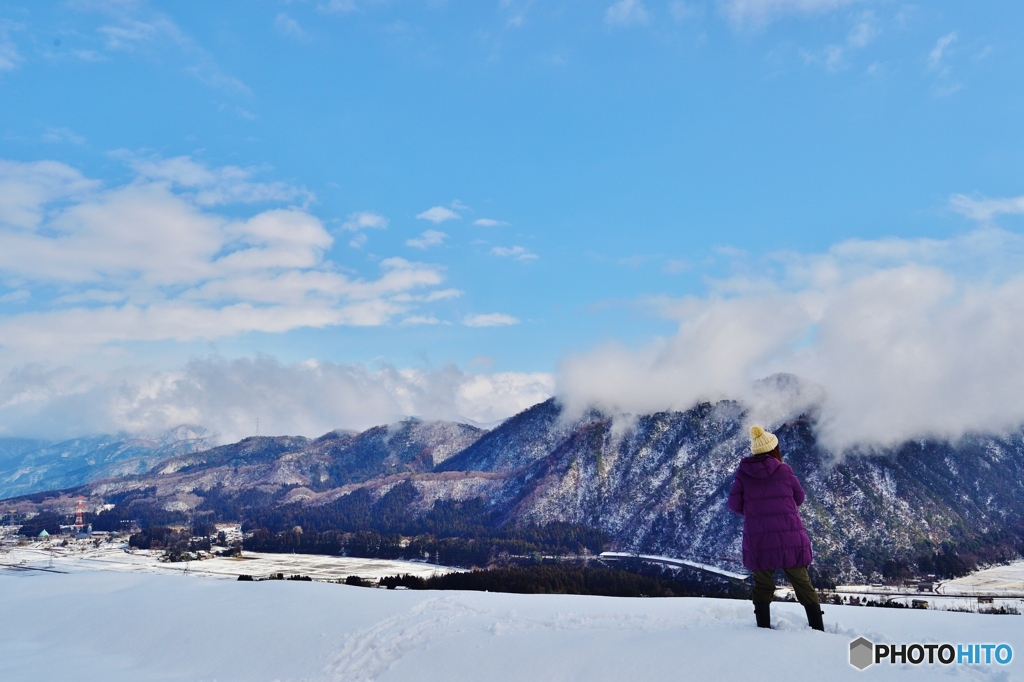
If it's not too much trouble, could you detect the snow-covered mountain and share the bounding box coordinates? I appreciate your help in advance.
[145,418,486,488]
[7,400,1024,581]
[0,426,212,499]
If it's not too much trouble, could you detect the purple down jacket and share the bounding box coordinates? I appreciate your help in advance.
[727,454,813,571]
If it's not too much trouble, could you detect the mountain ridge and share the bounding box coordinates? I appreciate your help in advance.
[0,427,213,500]
[5,398,1024,581]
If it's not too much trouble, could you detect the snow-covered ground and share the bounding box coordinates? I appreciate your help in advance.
[1,568,1021,682]
[2,537,1022,680]
[942,561,1024,596]
[821,562,1024,613]
[0,540,459,581]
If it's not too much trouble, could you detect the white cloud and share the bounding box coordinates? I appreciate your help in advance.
[721,0,861,26]
[558,227,1024,452]
[619,255,654,267]
[463,313,520,327]
[846,10,877,49]
[605,0,650,27]
[0,158,452,358]
[663,258,691,274]
[473,218,509,227]
[0,49,18,73]
[455,370,555,425]
[491,245,538,261]
[121,153,313,206]
[0,21,22,72]
[275,13,307,40]
[341,210,388,231]
[349,232,369,249]
[79,3,251,94]
[501,0,535,27]
[52,290,125,305]
[924,33,962,96]
[0,159,100,229]
[933,83,963,98]
[219,104,258,120]
[803,10,877,71]
[319,0,359,14]
[416,206,461,224]
[0,357,555,441]
[0,290,29,304]
[393,288,463,303]
[41,127,86,145]
[400,315,441,325]
[98,17,179,51]
[669,1,701,21]
[950,193,1024,223]
[406,229,448,249]
[928,31,957,72]
[71,49,105,62]
[186,66,251,95]
[422,288,462,301]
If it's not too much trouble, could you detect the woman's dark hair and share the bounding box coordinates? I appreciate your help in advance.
[767,444,782,462]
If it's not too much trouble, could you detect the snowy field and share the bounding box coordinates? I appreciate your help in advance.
[0,540,459,581]
[2,537,1023,680]
[942,561,1024,596]
[823,562,1024,613]
[1,569,1022,682]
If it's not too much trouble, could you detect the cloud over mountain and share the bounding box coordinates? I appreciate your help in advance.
[559,227,1024,452]
[0,357,555,442]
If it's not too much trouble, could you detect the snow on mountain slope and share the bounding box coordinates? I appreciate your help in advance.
[9,398,1024,583]
[0,570,1019,682]
[437,398,575,472]
[0,428,213,499]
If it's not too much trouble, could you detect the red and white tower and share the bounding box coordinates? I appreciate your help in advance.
[74,497,85,530]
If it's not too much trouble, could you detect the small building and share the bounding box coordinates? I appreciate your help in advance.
[917,582,934,592]
[978,596,994,604]
[912,599,929,609]
[37,530,50,538]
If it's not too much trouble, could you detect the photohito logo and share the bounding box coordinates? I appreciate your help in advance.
[849,638,1012,670]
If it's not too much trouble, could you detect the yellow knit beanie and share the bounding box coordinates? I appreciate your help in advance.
[749,425,778,455]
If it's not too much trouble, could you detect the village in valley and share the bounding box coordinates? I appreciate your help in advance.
[4,501,1023,615]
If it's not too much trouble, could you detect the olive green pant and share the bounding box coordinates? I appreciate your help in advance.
[751,567,820,607]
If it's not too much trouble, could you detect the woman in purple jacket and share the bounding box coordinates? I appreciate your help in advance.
[728,425,824,631]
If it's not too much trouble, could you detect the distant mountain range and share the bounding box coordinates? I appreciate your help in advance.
[0,426,212,500]
[5,396,1024,581]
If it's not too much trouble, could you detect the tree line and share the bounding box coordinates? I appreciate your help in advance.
[372,562,747,599]
[228,480,608,568]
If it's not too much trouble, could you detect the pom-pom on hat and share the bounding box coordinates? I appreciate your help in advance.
[749,425,779,455]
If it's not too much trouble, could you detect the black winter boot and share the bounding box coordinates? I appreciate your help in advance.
[754,602,771,629]
[804,604,824,631]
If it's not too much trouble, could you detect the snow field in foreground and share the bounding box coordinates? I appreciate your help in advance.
[0,570,1021,682]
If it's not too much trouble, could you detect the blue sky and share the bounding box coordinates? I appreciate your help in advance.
[2,0,1024,442]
